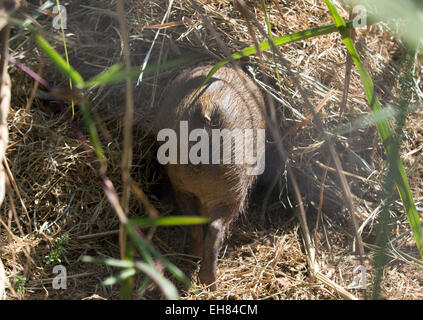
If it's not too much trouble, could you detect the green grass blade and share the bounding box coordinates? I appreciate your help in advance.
[125,223,190,288]
[83,62,124,88]
[33,33,106,165]
[84,56,198,88]
[33,33,84,87]
[260,0,273,39]
[82,256,135,268]
[199,18,365,93]
[83,255,178,300]
[125,225,155,266]
[372,170,396,299]
[333,103,421,137]
[134,261,179,300]
[103,268,137,286]
[260,0,284,97]
[145,242,192,288]
[129,216,210,227]
[121,243,135,300]
[84,64,139,88]
[78,101,106,165]
[55,0,75,115]
[325,0,423,257]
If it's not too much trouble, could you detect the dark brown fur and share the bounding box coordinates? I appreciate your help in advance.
[154,64,265,290]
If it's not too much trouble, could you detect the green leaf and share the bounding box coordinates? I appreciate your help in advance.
[129,216,210,227]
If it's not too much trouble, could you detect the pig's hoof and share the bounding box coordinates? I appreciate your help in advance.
[198,268,217,291]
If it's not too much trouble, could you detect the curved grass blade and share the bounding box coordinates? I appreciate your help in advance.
[134,261,178,300]
[129,216,210,227]
[82,256,134,268]
[103,268,137,286]
[78,101,106,165]
[84,55,199,89]
[325,0,422,258]
[144,240,192,289]
[83,62,124,88]
[260,0,284,96]
[33,33,107,164]
[33,33,84,87]
[83,256,178,299]
[54,0,75,115]
[332,103,422,137]
[198,18,370,95]
[125,224,191,288]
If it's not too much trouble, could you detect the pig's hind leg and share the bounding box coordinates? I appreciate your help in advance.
[174,191,204,258]
[198,205,233,290]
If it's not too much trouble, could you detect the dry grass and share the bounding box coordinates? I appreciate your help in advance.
[0,0,422,300]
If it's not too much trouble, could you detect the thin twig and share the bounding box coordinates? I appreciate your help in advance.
[0,253,6,300]
[0,25,10,208]
[3,158,32,233]
[0,13,12,300]
[116,0,135,258]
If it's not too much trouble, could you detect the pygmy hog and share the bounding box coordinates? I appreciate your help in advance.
[154,64,265,290]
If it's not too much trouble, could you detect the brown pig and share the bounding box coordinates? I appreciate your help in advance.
[154,64,266,290]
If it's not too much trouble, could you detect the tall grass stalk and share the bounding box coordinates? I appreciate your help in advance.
[325,0,423,298]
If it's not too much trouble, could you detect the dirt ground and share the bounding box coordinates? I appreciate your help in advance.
[1,0,423,300]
